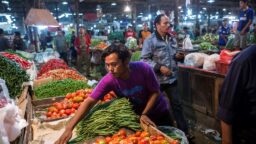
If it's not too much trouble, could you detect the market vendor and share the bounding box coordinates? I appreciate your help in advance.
[55,43,173,144]
[233,0,254,50]
[218,18,230,49]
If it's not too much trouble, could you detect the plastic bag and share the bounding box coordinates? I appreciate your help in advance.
[0,103,28,143]
[0,79,10,100]
[203,54,220,71]
[182,35,193,50]
[219,49,240,64]
[184,53,209,67]
[158,126,189,144]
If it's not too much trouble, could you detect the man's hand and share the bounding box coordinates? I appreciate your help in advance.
[55,128,73,144]
[160,66,172,76]
[140,115,156,127]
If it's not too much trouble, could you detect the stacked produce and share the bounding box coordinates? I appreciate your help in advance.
[73,98,141,142]
[93,129,179,144]
[0,52,32,69]
[95,42,109,50]
[0,55,29,98]
[37,59,69,77]
[5,49,29,60]
[201,33,218,43]
[45,89,93,119]
[34,79,89,99]
[37,69,86,81]
[91,39,103,47]
[199,42,216,51]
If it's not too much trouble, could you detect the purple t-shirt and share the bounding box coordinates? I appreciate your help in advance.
[90,62,170,116]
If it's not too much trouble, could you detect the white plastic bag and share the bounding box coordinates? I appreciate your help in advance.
[184,53,209,67]
[203,54,220,71]
[0,103,28,143]
[182,35,193,50]
[0,79,10,100]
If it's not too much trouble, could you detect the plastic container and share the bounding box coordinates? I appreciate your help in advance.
[215,60,229,75]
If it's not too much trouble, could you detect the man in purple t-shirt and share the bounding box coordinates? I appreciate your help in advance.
[55,43,173,144]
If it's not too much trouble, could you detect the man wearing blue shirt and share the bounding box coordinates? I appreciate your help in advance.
[218,19,230,49]
[234,0,254,50]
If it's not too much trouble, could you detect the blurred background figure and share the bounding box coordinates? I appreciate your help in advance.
[12,31,26,51]
[138,23,152,49]
[218,18,231,49]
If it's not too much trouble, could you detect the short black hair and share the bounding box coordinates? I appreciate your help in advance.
[14,31,21,37]
[102,42,131,62]
[0,28,4,35]
[154,14,166,28]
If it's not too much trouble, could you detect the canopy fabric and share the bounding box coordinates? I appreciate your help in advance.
[25,8,59,27]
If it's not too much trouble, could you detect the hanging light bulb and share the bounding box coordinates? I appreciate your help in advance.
[124,5,131,12]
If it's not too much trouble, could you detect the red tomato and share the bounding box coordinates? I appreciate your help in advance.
[46,111,52,117]
[72,103,79,109]
[135,131,142,137]
[59,109,65,115]
[71,108,76,113]
[105,137,112,143]
[117,129,126,137]
[65,109,72,115]
[140,131,150,138]
[55,103,63,110]
[156,135,165,140]
[66,93,72,99]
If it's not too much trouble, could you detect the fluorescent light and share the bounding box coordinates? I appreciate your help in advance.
[203,7,207,10]
[111,3,116,6]
[124,5,131,12]
[207,0,215,3]
[178,6,182,9]
[62,1,68,5]
[148,14,152,20]
[223,8,226,11]
[7,7,11,11]
[2,1,9,4]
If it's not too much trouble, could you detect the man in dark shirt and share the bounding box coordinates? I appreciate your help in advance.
[0,28,11,51]
[217,45,256,144]
[233,0,254,49]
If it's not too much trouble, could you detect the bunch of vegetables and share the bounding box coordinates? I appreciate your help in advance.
[0,55,29,98]
[5,49,29,60]
[44,89,116,120]
[37,69,86,81]
[92,129,179,144]
[91,39,103,47]
[199,42,216,51]
[201,33,218,43]
[95,42,109,50]
[131,51,141,62]
[0,52,32,69]
[125,37,138,49]
[73,98,141,142]
[34,79,89,99]
[37,59,69,77]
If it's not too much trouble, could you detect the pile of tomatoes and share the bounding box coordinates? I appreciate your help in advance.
[45,89,117,120]
[45,89,92,119]
[94,129,179,144]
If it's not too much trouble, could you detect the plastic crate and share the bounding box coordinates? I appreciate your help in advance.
[215,60,230,75]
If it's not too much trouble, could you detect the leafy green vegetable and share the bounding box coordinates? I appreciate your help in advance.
[34,79,89,99]
[131,51,141,62]
[0,55,29,98]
